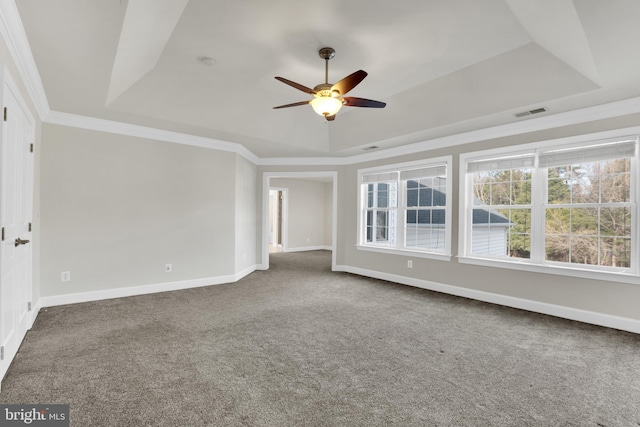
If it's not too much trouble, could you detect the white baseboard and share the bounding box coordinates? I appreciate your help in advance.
[234,265,257,281]
[1,298,42,390]
[335,264,640,335]
[33,262,640,334]
[39,265,257,308]
[284,245,331,253]
[29,299,41,327]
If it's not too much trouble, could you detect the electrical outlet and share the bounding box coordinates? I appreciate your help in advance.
[61,271,71,282]
[407,260,413,269]
[165,264,172,272]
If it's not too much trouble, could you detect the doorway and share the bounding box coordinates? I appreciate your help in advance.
[261,171,338,270]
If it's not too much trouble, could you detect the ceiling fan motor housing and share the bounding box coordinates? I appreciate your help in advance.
[313,83,340,98]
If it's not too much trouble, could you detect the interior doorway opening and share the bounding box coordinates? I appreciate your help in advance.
[262,172,338,271]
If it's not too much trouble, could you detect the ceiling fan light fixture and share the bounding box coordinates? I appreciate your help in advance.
[310,96,343,117]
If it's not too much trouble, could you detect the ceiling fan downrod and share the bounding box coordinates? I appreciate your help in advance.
[318,47,335,85]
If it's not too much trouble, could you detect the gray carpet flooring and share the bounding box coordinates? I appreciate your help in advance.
[1,250,639,426]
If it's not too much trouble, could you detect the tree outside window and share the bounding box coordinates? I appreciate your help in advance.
[545,159,631,268]
[464,137,636,275]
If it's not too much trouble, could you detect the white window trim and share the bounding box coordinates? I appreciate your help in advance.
[459,131,640,285]
[356,244,452,261]
[363,180,398,247]
[357,156,453,261]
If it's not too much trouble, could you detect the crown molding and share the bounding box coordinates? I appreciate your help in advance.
[45,111,260,164]
[4,0,640,166]
[259,96,640,166]
[46,95,640,167]
[258,156,352,166]
[0,0,49,120]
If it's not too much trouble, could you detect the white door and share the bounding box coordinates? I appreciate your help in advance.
[0,69,34,384]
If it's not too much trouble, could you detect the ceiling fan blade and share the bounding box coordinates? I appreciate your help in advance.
[332,70,367,96]
[342,97,386,108]
[325,114,336,121]
[275,77,316,95]
[273,100,310,109]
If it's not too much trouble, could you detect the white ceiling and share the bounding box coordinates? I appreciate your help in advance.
[14,0,640,158]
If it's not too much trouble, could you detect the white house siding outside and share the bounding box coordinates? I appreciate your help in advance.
[471,225,509,257]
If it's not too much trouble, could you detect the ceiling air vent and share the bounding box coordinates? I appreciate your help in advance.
[515,107,547,118]
[362,146,379,151]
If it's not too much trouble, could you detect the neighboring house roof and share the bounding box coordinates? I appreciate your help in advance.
[406,180,510,226]
[471,196,510,225]
[472,208,511,226]
[407,179,447,206]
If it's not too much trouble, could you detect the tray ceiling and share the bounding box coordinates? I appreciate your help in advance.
[14,0,640,157]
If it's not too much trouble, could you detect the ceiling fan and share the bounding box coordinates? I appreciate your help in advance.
[273,47,386,121]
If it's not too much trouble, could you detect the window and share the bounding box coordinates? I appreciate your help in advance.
[541,143,634,269]
[364,179,398,247]
[467,154,534,258]
[359,158,452,259]
[460,135,638,280]
[403,167,447,252]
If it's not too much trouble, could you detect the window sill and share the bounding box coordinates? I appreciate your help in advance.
[457,256,640,285]
[356,245,452,262]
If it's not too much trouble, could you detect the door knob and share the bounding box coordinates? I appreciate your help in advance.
[14,238,29,247]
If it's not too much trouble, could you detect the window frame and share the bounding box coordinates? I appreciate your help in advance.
[459,133,640,285]
[403,172,448,253]
[357,156,453,261]
[364,181,398,247]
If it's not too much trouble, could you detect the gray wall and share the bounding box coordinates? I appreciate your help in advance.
[338,113,640,321]
[235,155,257,272]
[40,123,253,297]
[270,178,332,250]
